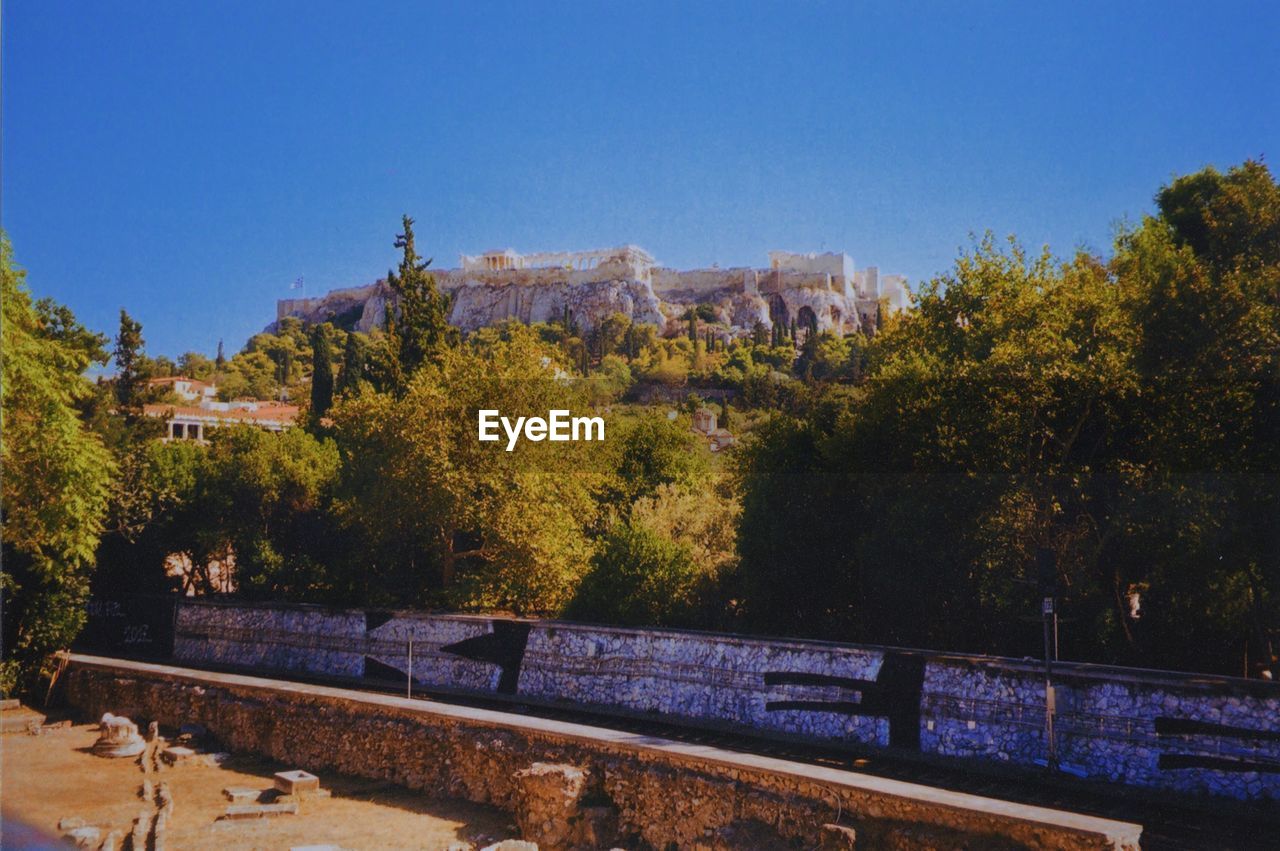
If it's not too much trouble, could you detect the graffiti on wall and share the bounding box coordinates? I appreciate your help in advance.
[764,652,926,748]
[1155,716,1280,773]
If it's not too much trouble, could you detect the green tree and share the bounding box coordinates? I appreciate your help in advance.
[1112,161,1280,675]
[1,234,114,693]
[200,426,342,599]
[332,325,605,612]
[337,329,367,396]
[218,351,278,401]
[385,215,452,388]
[604,416,707,514]
[567,523,698,626]
[310,325,335,420]
[178,351,215,380]
[93,438,208,596]
[113,310,145,412]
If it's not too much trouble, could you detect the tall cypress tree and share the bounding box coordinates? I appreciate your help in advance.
[215,338,226,369]
[386,215,451,388]
[338,331,365,396]
[311,326,334,419]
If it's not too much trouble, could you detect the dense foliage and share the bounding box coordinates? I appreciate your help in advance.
[736,162,1278,675]
[3,163,1276,693]
[1,235,114,693]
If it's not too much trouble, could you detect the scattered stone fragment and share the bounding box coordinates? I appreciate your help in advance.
[57,817,86,831]
[481,842,539,851]
[100,829,124,851]
[157,781,174,818]
[202,751,232,767]
[820,822,858,850]
[222,786,262,803]
[0,700,46,734]
[130,810,153,851]
[275,769,321,795]
[152,808,170,851]
[140,779,154,801]
[160,745,197,766]
[220,802,300,820]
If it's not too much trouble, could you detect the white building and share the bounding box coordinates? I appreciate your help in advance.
[146,376,217,403]
[145,399,300,441]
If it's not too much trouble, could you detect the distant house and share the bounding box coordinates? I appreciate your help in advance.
[691,406,736,452]
[146,376,217,403]
[144,399,300,441]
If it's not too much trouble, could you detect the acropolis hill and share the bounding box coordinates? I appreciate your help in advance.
[274,246,910,338]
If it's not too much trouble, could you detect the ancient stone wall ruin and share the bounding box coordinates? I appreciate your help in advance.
[152,600,1280,803]
[62,658,1143,850]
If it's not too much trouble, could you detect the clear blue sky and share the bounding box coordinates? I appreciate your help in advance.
[5,1,1278,360]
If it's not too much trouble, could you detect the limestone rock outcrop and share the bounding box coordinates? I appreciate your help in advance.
[272,245,910,339]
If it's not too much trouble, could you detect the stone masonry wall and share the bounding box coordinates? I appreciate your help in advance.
[63,660,1142,850]
[169,601,1280,803]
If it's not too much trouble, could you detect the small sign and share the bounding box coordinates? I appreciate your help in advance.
[1042,597,1055,615]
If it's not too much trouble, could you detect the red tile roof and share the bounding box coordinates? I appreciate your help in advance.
[143,403,300,426]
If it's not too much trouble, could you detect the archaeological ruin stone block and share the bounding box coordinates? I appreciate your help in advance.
[221,802,300,819]
[91,713,145,757]
[160,745,197,765]
[274,769,321,795]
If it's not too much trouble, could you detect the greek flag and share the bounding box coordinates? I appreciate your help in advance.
[291,277,304,290]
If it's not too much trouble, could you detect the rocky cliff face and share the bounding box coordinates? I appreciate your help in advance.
[449,279,667,333]
[273,270,878,338]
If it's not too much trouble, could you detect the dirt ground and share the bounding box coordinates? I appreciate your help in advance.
[1,722,519,850]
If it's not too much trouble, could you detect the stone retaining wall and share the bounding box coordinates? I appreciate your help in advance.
[165,600,1280,802]
[63,657,1142,850]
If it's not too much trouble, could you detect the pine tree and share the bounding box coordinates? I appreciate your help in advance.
[386,215,452,388]
[113,309,145,412]
[311,326,334,419]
